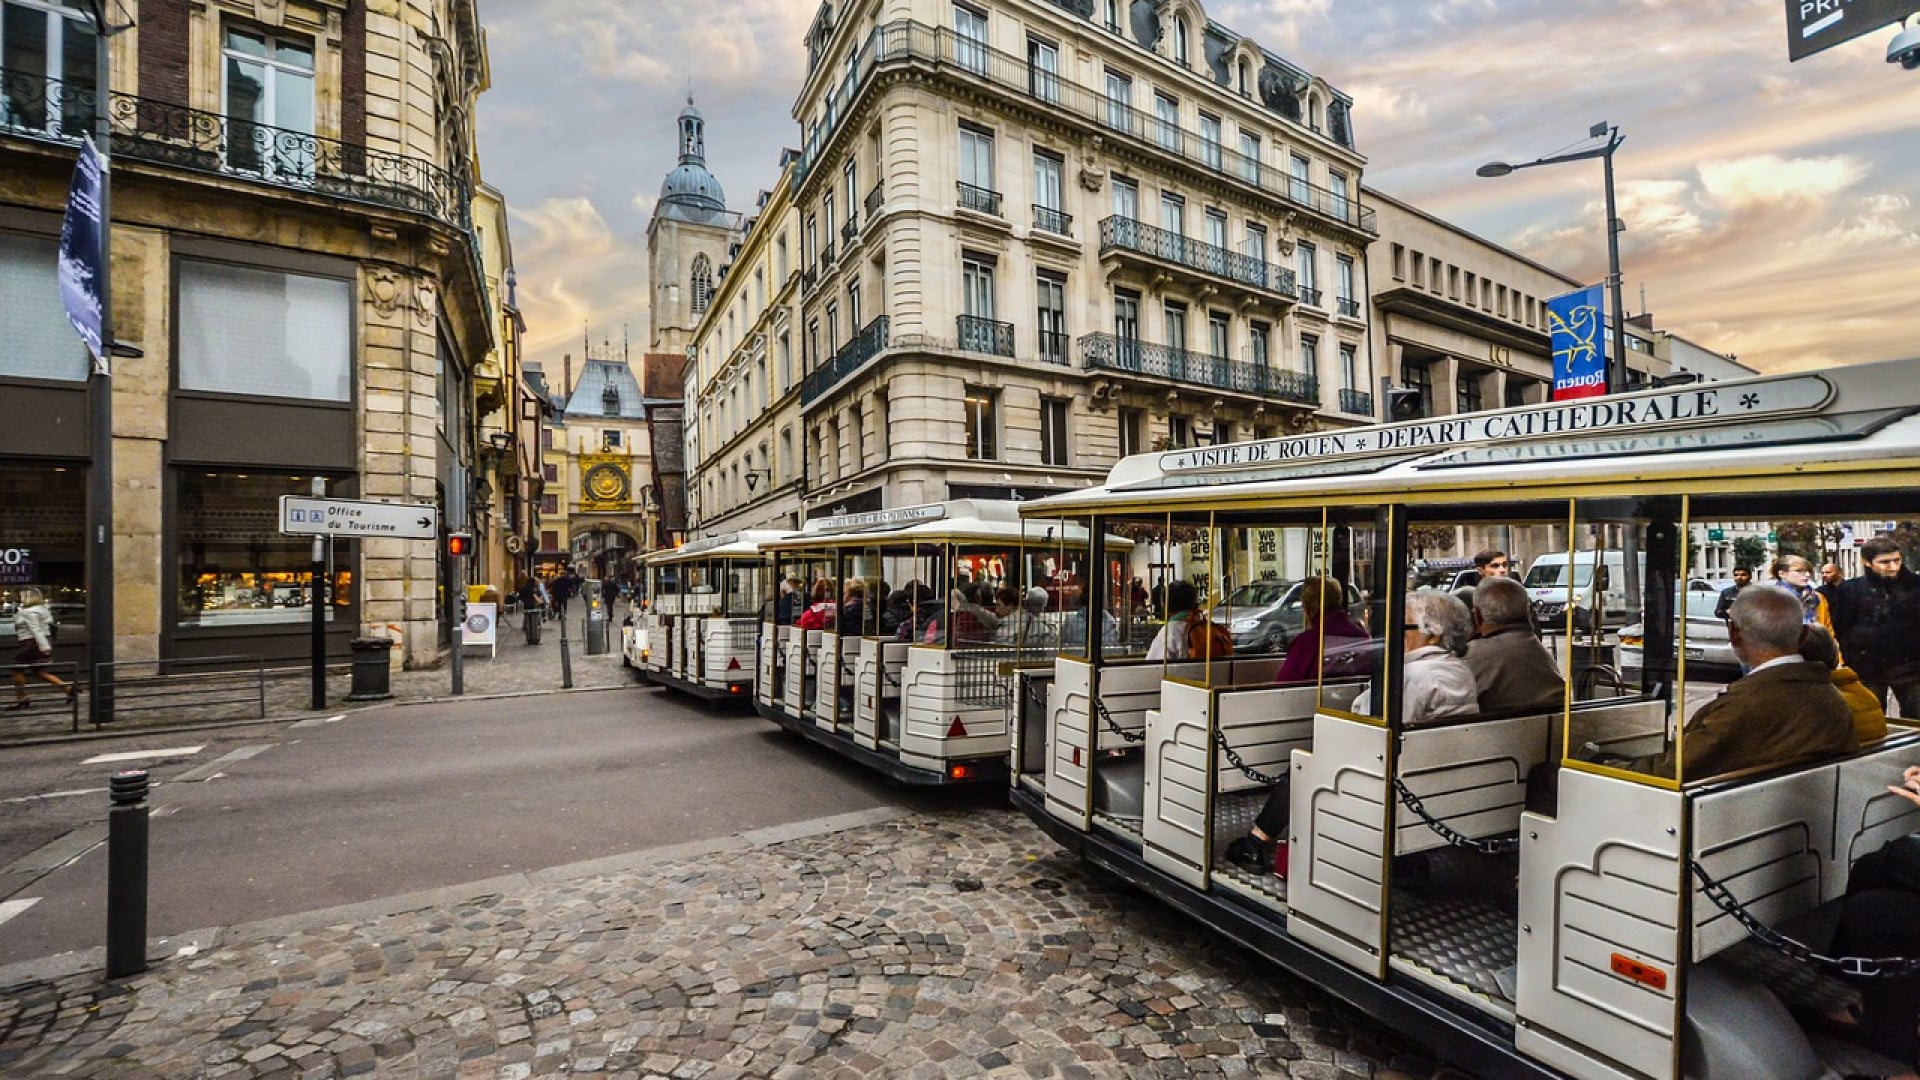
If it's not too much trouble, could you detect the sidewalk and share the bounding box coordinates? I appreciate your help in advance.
[0,609,643,745]
[0,808,1439,1080]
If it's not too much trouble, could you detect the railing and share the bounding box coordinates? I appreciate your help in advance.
[957,181,1002,216]
[0,70,469,232]
[1099,216,1297,298]
[1338,297,1362,318]
[865,180,885,218]
[842,218,860,243]
[1037,329,1070,367]
[1080,332,1320,406]
[1032,204,1073,237]
[957,315,1016,358]
[93,654,268,724]
[820,239,836,265]
[1299,287,1323,307]
[801,315,890,406]
[801,266,819,293]
[1339,387,1374,416]
[791,23,1374,234]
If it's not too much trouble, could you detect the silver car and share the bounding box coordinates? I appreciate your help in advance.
[1617,592,1740,685]
[1218,579,1364,654]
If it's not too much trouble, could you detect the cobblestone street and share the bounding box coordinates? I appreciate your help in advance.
[0,807,1446,1080]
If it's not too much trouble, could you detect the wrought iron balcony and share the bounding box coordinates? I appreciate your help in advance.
[865,180,885,218]
[1080,333,1319,406]
[842,218,860,243]
[1037,329,1070,367]
[801,315,890,406]
[957,181,1002,217]
[1032,204,1073,237]
[0,69,469,231]
[790,22,1373,235]
[801,266,819,293]
[1339,387,1374,416]
[957,315,1015,358]
[1299,287,1323,307]
[820,239,836,266]
[1337,297,1362,318]
[1099,216,1296,299]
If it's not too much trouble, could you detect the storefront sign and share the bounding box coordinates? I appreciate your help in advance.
[279,496,438,539]
[811,504,946,533]
[1157,373,1835,475]
[0,547,34,584]
[462,602,497,656]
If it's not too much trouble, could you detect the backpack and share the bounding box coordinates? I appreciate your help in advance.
[1185,610,1234,661]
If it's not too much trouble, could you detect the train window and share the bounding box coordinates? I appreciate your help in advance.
[1105,514,1171,660]
[1322,507,1390,722]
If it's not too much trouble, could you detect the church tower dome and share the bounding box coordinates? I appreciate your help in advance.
[658,97,729,224]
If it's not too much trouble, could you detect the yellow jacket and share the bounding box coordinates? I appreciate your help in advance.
[1832,666,1889,744]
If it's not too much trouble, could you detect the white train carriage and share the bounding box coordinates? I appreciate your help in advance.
[1011,358,1920,1080]
[634,531,781,702]
[755,500,1077,785]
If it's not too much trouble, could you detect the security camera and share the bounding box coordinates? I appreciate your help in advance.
[1892,24,1920,70]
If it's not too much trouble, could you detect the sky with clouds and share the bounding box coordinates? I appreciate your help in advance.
[476,0,1919,378]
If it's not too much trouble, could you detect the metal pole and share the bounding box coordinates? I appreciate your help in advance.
[310,478,326,709]
[559,595,574,689]
[451,552,465,696]
[85,2,115,727]
[1602,133,1630,396]
[105,769,148,979]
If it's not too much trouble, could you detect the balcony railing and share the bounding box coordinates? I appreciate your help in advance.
[957,181,1002,217]
[1299,287,1323,307]
[957,315,1016,357]
[1339,387,1373,416]
[1337,297,1362,318]
[1032,204,1073,237]
[1099,216,1297,298]
[801,315,890,406]
[842,218,860,243]
[1080,333,1319,406]
[865,180,885,218]
[801,266,819,293]
[791,23,1374,234]
[1037,329,1070,366]
[0,69,469,231]
[820,239,836,265]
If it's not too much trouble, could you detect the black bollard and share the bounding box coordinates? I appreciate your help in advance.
[106,769,149,979]
[559,604,574,690]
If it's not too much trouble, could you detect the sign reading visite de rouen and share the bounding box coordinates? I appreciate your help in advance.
[1158,374,1836,474]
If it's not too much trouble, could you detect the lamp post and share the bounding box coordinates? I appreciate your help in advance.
[1478,122,1630,396]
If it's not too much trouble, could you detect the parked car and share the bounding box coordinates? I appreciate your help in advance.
[1616,591,1741,685]
[1217,579,1365,654]
[1412,558,1481,595]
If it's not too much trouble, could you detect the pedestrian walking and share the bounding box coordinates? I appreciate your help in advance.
[1833,538,1920,718]
[8,588,74,711]
[516,576,543,645]
[1714,566,1753,621]
[1818,561,1844,611]
[552,568,578,618]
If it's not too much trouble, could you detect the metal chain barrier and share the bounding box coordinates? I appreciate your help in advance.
[1688,860,1920,979]
[1211,726,1285,786]
[1391,777,1521,856]
[1094,697,1144,744]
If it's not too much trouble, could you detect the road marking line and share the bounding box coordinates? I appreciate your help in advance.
[2,788,106,804]
[290,714,346,730]
[82,745,205,765]
[173,744,275,784]
[0,898,40,928]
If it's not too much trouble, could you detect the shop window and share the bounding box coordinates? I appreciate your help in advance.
[175,471,354,628]
[178,260,351,401]
[0,461,87,638]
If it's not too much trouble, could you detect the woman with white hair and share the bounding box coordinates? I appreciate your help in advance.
[1227,591,1479,871]
[9,588,74,711]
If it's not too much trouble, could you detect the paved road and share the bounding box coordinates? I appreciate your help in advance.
[0,684,933,968]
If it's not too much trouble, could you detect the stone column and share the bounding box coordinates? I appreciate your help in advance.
[109,225,169,663]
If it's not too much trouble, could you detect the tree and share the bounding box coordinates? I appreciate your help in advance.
[1732,535,1769,572]
[1407,526,1454,561]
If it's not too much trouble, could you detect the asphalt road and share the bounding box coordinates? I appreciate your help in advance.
[0,686,987,969]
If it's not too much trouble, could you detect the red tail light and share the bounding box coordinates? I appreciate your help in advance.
[950,763,973,780]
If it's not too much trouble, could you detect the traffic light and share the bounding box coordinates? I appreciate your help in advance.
[446,532,473,557]
[1386,387,1424,422]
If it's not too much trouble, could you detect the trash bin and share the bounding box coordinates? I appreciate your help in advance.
[585,611,609,655]
[348,637,394,700]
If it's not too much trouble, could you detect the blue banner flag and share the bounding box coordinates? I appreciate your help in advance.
[1547,284,1606,401]
[58,136,106,376]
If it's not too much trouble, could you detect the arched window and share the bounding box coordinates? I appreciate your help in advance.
[1174,19,1189,64]
[1238,59,1251,96]
[691,254,714,314]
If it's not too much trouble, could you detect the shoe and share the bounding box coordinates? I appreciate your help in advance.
[1224,835,1271,869]
[4,701,28,712]
[65,684,77,702]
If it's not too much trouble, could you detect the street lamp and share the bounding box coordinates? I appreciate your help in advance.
[1478,122,1630,395]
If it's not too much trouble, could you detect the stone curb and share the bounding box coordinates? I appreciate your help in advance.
[0,681,648,751]
[0,805,908,991]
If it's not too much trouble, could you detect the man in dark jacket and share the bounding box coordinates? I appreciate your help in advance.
[1631,586,1855,780]
[1832,538,1920,718]
[1713,565,1751,621]
[1465,578,1564,711]
[551,568,578,618]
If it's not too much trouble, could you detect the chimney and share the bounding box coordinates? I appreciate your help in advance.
[562,352,573,396]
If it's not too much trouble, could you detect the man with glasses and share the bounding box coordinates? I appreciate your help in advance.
[1833,538,1920,718]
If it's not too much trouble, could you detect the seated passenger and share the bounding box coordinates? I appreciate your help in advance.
[1227,591,1477,870]
[1275,576,1368,684]
[837,581,868,637]
[797,580,837,631]
[1803,624,1889,745]
[1465,577,1565,712]
[1144,580,1198,661]
[1626,586,1856,780]
[950,583,1000,645]
[1060,591,1118,650]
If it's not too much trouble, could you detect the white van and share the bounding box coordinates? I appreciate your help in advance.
[1522,550,1641,632]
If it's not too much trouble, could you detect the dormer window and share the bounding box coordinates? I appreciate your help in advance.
[1238,59,1251,96]
[1174,19,1190,66]
[602,383,620,417]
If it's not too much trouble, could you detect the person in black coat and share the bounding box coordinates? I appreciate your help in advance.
[1832,538,1920,718]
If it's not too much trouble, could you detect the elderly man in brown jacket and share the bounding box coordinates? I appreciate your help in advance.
[1466,577,1565,712]
[1632,586,1856,780]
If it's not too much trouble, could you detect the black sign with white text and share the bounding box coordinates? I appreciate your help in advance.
[1786,0,1920,61]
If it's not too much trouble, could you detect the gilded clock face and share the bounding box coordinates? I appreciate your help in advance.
[584,463,629,502]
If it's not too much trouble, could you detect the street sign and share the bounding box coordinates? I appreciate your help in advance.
[1708,528,1727,541]
[1786,0,1920,61]
[279,496,437,539]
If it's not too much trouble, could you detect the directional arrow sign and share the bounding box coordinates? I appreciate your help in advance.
[279,496,438,540]
[1785,0,1920,61]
